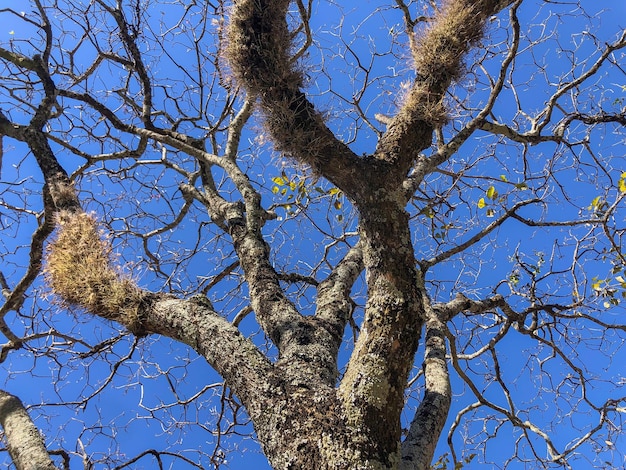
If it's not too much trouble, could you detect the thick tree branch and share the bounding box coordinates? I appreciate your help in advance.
[225,0,364,200]
[400,307,451,470]
[0,390,57,470]
[403,0,522,194]
[376,0,516,181]
[144,297,276,418]
[8,99,277,431]
[43,207,277,420]
[314,242,364,369]
[334,2,517,463]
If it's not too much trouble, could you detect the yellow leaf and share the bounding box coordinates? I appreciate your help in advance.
[486,186,498,200]
[588,196,602,210]
[477,198,486,209]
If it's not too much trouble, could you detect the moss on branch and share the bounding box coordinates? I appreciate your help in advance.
[45,211,146,334]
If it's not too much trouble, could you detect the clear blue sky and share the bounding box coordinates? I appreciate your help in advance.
[1,0,625,469]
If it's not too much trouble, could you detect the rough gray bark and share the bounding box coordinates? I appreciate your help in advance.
[0,0,527,469]
[225,0,517,468]
[0,390,57,470]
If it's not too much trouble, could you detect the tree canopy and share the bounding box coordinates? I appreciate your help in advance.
[0,0,625,468]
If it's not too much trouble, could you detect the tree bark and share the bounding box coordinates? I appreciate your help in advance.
[0,390,57,470]
[4,0,519,468]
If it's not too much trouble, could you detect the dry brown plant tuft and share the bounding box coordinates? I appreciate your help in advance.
[225,0,296,93]
[413,1,487,86]
[225,0,337,172]
[45,211,145,334]
[403,0,493,126]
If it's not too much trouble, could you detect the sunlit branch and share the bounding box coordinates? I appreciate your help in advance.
[446,401,481,464]
[478,120,562,144]
[315,242,364,360]
[421,199,540,270]
[224,96,255,160]
[199,260,240,294]
[292,0,313,61]
[32,0,52,63]
[447,330,565,463]
[0,390,57,470]
[409,0,522,185]
[9,109,277,422]
[536,30,626,135]
[46,132,149,163]
[96,0,154,127]
[432,292,515,323]
[140,192,194,240]
[555,399,626,462]
[401,305,451,470]
[65,337,140,409]
[0,207,54,340]
[393,0,428,54]
[377,0,517,181]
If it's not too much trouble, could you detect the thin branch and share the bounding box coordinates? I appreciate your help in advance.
[421,199,540,270]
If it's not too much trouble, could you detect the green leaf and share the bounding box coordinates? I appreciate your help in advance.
[499,174,508,182]
[420,207,435,218]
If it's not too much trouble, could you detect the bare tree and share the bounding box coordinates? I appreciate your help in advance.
[1,0,625,468]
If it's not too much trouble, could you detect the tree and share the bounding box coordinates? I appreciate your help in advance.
[0,0,625,468]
